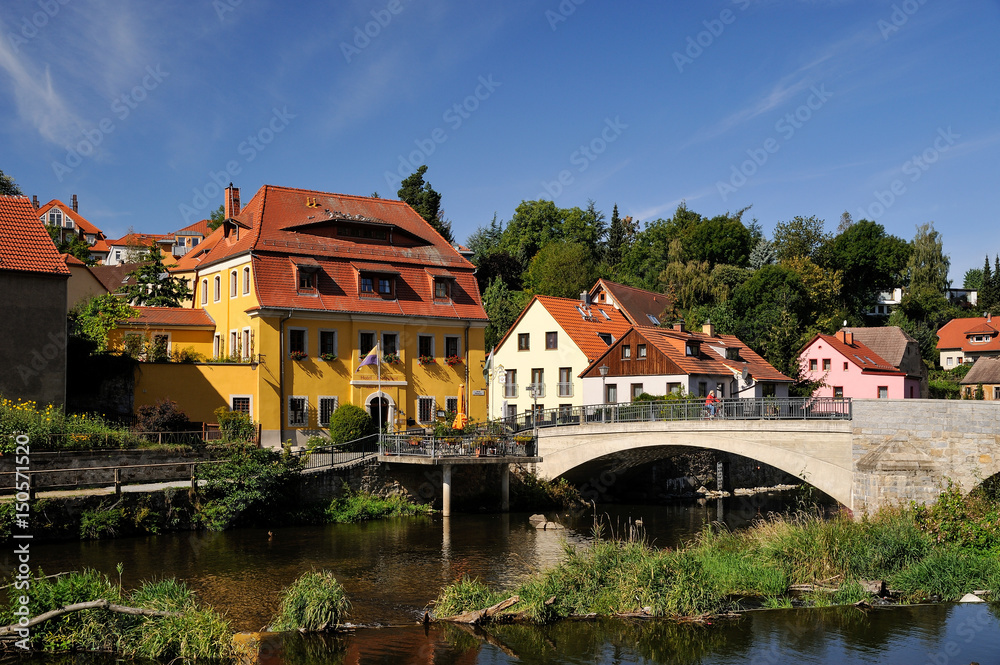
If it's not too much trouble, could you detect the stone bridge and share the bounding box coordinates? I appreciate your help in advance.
[533,399,1000,512]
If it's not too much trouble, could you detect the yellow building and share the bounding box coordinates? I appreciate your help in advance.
[126,184,488,447]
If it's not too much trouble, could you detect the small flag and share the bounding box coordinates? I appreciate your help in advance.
[356,345,379,372]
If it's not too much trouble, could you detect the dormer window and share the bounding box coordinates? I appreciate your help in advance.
[292,258,320,292]
[434,279,450,299]
[355,262,399,299]
[685,342,699,357]
[725,347,741,361]
[598,332,613,345]
[361,277,374,293]
[298,270,317,290]
[48,211,62,226]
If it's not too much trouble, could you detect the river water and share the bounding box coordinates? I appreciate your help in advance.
[26,495,1000,664]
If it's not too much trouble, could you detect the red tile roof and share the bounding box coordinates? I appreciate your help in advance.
[36,199,104,236]
[120,306,215,327]
[936,316,1000,354]
[61,252,86,266]
[0,196,71,276]
[583,326,793,383]
[107,232,170,246]
[591,279,673,327]
[195,185,486,321]
[806,333,904,374]
[170,219,211,237]
[168,227,223,273]
[90,262,142,292]
[497,295,633,361]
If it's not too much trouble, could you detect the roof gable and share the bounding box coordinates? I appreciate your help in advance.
[590,279,672,327]
[806,332,903,374]
[0,196,71,276]
[495,295,632,360]
[936,316,1000,353]
[36,199,104,236]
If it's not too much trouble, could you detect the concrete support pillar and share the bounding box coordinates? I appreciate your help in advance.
[442,464,452,517]
[500,464,510,512]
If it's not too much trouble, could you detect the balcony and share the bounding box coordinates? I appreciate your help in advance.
[527,382,545,398]
[503,383,518,399]
[557,382,573,397]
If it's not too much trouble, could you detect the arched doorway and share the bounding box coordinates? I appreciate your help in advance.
[365,391,395,431]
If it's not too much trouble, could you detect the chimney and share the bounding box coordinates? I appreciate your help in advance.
[673,321,686,332]
[71,194,78,212]
[580,291,591,306]
[702,319,715,337]
[839,330,854,346]
[32,195,39,210]
[225,183,241,218]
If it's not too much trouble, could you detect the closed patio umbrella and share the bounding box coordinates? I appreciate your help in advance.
[452,383,468,430]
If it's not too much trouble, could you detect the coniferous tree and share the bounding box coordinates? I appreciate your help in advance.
[397,165,453,243]
[121,247,192,307]
[0,168,22,196]
[980,255,996,314]
[606,204,625,268]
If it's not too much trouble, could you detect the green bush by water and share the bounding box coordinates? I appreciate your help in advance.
[270,571,351,632]
[324,488,432,523]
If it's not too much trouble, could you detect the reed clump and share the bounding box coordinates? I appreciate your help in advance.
[324,489,432,523]
[270,571,351,632]
[435,485,1000,623]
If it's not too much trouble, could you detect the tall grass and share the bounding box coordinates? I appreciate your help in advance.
[270,571,351,632]
[2,569,232,659]
[435,490,1000,624]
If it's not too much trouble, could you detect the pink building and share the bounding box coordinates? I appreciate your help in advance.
[800,330,921,399]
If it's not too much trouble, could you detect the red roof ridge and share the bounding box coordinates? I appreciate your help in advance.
[261,184,412,207]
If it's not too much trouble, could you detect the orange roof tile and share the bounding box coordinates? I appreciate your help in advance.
[591,279,673,327]
[0,196,71,276]
[120,306,215,327]
[107,232,170,246]
[60,252,86,266]
[170,219,212,237]
[36,199,104,236]
[936,316,1000,354]
[194,185,486,321]
[168,227,223,273]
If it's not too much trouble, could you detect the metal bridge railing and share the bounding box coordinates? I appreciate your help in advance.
[497,397,852,434]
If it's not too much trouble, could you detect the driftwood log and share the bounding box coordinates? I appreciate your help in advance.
[0,600,181,638]
[438,595,520,624]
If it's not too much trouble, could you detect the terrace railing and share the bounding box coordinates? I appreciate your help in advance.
[380,433,537,459]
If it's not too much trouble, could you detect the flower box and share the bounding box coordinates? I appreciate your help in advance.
[445,355,462,366]
[383,353,401,364]
[418,355,436,365]
[320,353,337,361]
[290,351,308,361]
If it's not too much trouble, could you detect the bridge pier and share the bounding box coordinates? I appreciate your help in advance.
[501,464,509,512]
[442,464,452,517]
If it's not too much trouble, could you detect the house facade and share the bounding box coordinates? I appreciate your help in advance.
[936,315,1000,368]
[491,294,633,419]
[579,321,792,403]
[959,356,1000,400]
[62,253,108,308]
[844,326,928,398]
[35,197,110,264]
[800,330,917,399]
[0,196,71,405]
[124,184,488,447]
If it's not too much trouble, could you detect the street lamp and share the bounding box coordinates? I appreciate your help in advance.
[526,383,540,437]
[599,364,609,403]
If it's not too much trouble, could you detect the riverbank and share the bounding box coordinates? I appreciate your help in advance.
[434,483,1000,623]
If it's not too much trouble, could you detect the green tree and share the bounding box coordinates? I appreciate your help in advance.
[69,294,138,353]
[482,277,528,350]
[748,238,776,270]
[606,203,626,268]
[907,222,950,294]
[562,200,606,252]
[121,247,192,307]
[499,199,567,271]
[46,225,95,265]
[524,241,598,299]
[817,219,911,322]
[963,268,983,291]
[772,215,828,262]
[658,259,712,310]
[397,165,452,243]
[979,256,996,313]
[684,214,753,267]
[207,204,225,231]
[0,168,23,196]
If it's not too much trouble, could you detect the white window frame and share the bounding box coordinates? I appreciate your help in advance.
[444,335,461,358]
[417,334,435,358]
[319,329,338,358]
[381,331,400,356]
[201,279,208,304]
[288,395,308,427]
[417,396,436,424]
[230,394,253,416]
[242,327,251,359]
[318,396,338,427]
[288,327,308,356]
[213,333,222,358]
[242,266,251,295]
[213,275,221,302]
[230,330,238,357]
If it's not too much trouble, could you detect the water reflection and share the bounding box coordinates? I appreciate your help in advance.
[258,604,1000,665]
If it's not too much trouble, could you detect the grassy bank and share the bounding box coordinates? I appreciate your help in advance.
[435,484,1000,623]
[1,569,233,660]
[323,489,433,523]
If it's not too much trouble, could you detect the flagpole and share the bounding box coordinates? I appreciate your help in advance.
[377,341,382,436]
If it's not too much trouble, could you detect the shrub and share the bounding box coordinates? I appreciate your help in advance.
[270,571,351,632]
[325,488,432,523]
[195,445,303,530]
[328,404,375,445]
[214,406,256,442]
[80,504,125,539]
[170,346,204,363]
[135,399,190,433]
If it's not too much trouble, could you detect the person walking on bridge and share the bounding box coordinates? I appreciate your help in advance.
[705,390,719,419]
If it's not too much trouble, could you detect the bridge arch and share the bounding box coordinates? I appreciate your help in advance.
[535,420,855,508]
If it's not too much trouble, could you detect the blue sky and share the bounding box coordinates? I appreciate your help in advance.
[2,0,998,279]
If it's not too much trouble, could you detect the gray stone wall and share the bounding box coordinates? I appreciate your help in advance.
[851,399,1000,512]
[0,449,214,492]
[0,272,68,405]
